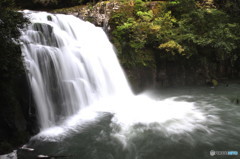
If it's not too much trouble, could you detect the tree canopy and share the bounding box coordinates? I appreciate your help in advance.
[108,0,240,70]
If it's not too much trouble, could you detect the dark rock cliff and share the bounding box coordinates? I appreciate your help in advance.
[0,73,38,155]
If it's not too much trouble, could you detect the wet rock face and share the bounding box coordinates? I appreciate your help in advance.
[83,2,120,28]
[0,74,38,155]
[60,2,120,29]
[126,67,156,93]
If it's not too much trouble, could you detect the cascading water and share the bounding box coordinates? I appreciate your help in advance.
[20,11,132,130]
[20,10,211,137]
[18,11,240,159]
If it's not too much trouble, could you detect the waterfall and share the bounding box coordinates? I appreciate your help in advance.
[20,11,209,140]
[20,11,132,130]
[18,11,239,159]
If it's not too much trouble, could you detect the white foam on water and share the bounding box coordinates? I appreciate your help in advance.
[35,94,214,142]
[20,11,220,143]
[0,151,17,159]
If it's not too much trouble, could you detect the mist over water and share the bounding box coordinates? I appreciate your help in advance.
[19,11,240,159]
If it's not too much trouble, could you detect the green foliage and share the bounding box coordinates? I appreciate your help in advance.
[109,1,180,67]
[170,0,240,57]
[159,40,185,55]
[109,0,240,74]
[110,2,157,67]
[214,0,240,17]
[134,0,147,12]
[136,10,153,22]
[168,0,196,17]
[174,6,240,58]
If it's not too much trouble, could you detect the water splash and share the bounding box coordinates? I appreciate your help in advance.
[21,10,131,129]
[20,11,216,140]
